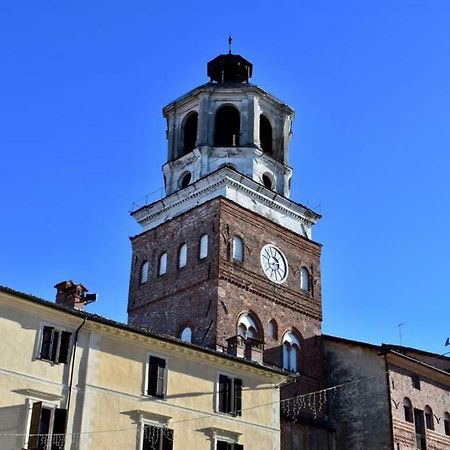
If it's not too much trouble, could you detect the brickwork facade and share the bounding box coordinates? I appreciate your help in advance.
[128,197,323,384]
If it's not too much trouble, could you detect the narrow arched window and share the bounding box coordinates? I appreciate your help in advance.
[180,326,192,343]
[140,261,149,284]
[403,398,413,423]
[232,236,244,262]
[178,243,187,268]
[158,252,167,276]
[237,313,260,340]
[300,266,310,292]
[182,112,198,155]
[424,405,434,430]
[214,105,240,147]
[199,234,208,259]
[282,331,300,372]
[444,412,450,436]
[260,114,272,155]
[268,319,278,339]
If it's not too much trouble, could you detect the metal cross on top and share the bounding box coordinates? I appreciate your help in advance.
[228,35,232,54]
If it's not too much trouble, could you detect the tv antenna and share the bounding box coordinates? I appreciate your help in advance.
[398,322,407,346]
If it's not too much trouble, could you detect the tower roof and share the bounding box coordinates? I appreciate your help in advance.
[207,53,253,83]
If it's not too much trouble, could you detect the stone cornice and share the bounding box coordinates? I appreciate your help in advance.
[132,168,320,235]
[163,83,294,117]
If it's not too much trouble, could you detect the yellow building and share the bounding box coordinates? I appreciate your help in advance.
[0,284,287,450]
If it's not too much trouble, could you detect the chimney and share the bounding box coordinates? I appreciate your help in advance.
[54,280,88,310]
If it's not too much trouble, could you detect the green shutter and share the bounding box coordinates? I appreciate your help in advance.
[233,378,242,416]
[218,375,229,413]
[58,332,71,364]
[28,402,42,449]
[148,356,166,398]
[40,327,53,360]
[51,408,67,450]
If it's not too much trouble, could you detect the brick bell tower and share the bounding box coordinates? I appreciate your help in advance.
[127,47,324,392]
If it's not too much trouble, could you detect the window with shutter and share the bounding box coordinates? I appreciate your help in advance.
[39,326,72,364]
[27,401,67,450]
[148,356,167,398]
[218,375,243,416]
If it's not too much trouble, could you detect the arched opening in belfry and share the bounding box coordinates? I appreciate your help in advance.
[214,105,240,147]
[182,112,198,155]
[259,114,273,155]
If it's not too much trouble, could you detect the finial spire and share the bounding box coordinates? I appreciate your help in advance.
[228,35,232,54]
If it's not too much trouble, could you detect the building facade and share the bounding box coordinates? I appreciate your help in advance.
[0,285,286,450]
[324,335,450,450]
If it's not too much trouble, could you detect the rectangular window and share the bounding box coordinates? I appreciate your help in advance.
[218,374,242,416]
[142,424,173,450]
[216,441,244,450]
[412,374,421,390]
[414,409,427,450]
[39,326,72,364]
[147,356,167,398]
[444,418,450,436]
[27,401,67,450]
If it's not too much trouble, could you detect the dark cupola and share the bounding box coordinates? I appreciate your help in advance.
[207,37,253,83]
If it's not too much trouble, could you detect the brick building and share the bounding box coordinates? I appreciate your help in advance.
[126,49,333,447]
[125,47,450,450]
[324,336,450,450]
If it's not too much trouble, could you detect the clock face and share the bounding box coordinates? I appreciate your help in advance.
[260,244,288,284]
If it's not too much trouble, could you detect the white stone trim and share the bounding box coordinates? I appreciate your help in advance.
[132,168,320,237]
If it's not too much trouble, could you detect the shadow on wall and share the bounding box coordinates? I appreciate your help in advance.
[0,404,27,450]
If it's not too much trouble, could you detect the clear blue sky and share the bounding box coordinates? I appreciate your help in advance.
[1,1,449,354]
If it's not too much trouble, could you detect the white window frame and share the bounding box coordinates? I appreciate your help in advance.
[199,234,208,259]
[232,236,244,262]
[178,244,187,268]
[282,331,300,372]
[300,266,310,292]
[215,371,243,416]
[210,428,242,450]
[158,252,168,276]
[140,261,149,284]
[137,412,172,450]
[23,398,59,450]
[143,352,169,398]
[35,322,73,364]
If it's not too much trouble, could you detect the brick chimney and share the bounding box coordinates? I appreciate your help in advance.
[54,280,88,310]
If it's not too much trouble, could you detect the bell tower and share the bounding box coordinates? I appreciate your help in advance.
[128,48,323,388]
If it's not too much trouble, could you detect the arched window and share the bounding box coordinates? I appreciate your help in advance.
[424,405,434,430]
[300,267,310,292]
[140,261,149,284]
[232,236,244,262]
[237,313,260,340]
[199,234,208,259]
[282,331,300,372]
[268,319,278,339]
[262,172,273,189]
[182,112,198,155]
[214,105,240,147]
[403,397,413,423]
[444,412,450,436]
[180,172,191,189]
[158,252,167,276]
[178,243,187,268]
[260,114,273,155]
[180,326,192,343]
